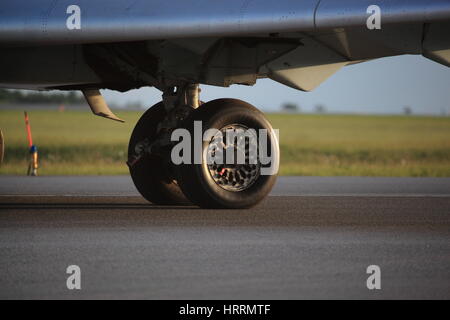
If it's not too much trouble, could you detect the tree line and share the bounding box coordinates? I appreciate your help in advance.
[0,89,85,104]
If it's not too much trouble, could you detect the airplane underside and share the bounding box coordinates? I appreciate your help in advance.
[1,0,449,208]
[1,21,449,92]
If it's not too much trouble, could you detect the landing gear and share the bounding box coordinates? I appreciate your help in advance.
[128,102,189,205]
[128,85,279,209]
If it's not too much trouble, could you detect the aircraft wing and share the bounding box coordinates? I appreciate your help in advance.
[0,0,449,45]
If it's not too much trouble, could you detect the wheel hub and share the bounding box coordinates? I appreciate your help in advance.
[206,124,260,192]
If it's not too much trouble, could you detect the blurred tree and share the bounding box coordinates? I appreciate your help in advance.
[403,106,412,115]
[125,101,144,110]
[281,102,300,113]
[315,104,326,114]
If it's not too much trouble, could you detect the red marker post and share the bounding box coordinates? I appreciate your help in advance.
[24,111,38,176]
[0,129,4,166]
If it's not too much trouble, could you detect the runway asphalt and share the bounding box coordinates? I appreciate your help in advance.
[0,176,449,299]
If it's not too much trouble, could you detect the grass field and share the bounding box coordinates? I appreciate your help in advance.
[1,109,449,176]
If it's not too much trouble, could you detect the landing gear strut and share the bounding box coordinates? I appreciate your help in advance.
[128,84,279,209]
[127,84,200,205]
[127,102,189,205]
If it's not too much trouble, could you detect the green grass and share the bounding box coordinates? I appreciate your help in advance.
[1,109,449,176]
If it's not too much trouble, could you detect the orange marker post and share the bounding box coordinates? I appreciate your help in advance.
[24,111,38,176]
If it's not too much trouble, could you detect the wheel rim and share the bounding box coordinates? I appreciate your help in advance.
[206,124,261,192]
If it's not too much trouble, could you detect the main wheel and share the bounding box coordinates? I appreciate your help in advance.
[128,102,189,205]
[175,99,279,209]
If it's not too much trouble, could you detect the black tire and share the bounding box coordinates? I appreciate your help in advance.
[128,102,189,205]
[175,99,279,209]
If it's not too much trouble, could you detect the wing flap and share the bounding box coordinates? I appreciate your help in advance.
[264,36,349,91]
[422,22,450,67]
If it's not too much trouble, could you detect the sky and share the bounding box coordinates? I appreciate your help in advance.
[102,54,450,115]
